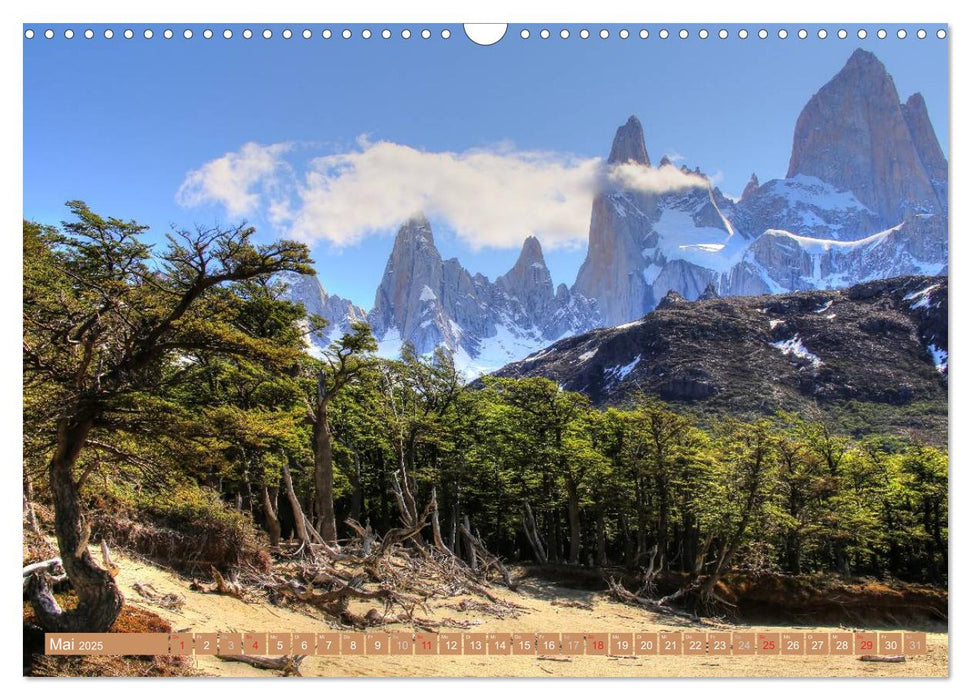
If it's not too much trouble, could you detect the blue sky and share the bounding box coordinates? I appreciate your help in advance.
[24,24,948,308]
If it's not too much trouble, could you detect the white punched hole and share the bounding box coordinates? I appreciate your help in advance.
[303,29,312,39]
[599,29,609,39]
[580,28,590,39]
[44,29,54,39]
[679,29,689,39]
[758,28,768,39]
[464,23,507,46]
[858,29,867,39]
[24,28,34,39]
[818,29,828,39]
[64,29,74,39]
[798,28,808,39]
[897,29,907,39]
[698,29,708,39]
[917,29,927,39]
[838,28,848,39]
[343,29,352,39]
[144,29,153,39]
[362,29,372,39]
[183,29,193,39]
[639,29,649,39]
[659,28,669,39]
[718,29,728,39]
[877,28,887,39]
[223,29,232,39]
[84,29,94,39]
[619,28,630,39]
[383,29,392,39]
[322,29,332,39]
[163,29,173,39]
[283,28,293,39]
[779,28,788,39]
[937,29,947,39]
[125,29,134,39]
[520,29,529,39]
[441,29,451,39]
[738,28,748,39]
[540,28,550,40]
[104,29,114,39]
[421,29,431,39]
[203,29,213,39]
[560,29,569,39]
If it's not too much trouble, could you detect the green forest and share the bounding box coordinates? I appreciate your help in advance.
[23,204,948,633]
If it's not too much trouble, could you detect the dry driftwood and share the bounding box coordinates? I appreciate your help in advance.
[217,654,307,675]
[551,598,593,610]
[100,540,119,577]
[607,577,700,622]
[859,655,906,663]
[133,582,185,610]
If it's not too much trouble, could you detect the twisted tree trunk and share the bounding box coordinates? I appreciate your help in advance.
[28,413,124,632]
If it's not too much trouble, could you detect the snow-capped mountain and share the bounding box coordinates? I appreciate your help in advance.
[282,49,947,374]
[573,49,947,326]
[367,215,600,374]
[275,271,367,353]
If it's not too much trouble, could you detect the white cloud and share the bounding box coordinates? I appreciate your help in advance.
[176,142,293,217]
[177,139,713,250]
[605,162,709,195]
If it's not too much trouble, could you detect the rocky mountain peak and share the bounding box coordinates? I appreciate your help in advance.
[656,290,687,310]
[698,282,720,301]
[786,49,941,223]
[607,115,651,166]
[496,235,554,319]
[394,213,436,250]
[902,92,949,209]
[741,173,760,201]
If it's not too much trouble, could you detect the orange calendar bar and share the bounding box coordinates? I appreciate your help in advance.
[43,630,933,656]
[44,633,169,656]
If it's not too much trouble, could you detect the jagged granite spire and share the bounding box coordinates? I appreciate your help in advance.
[902,92,949,210]
[607,115,650,166]
[787,49,941,223]
[495,235,555,319]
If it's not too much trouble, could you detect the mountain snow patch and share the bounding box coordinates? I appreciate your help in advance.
[814,300,834,314]
[604,354,642,385]
[771,335,822,368]
[419,285,438,302]
[927,344,948,374]
[904,284,940,310]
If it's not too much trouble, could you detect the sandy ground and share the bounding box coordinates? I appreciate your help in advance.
[113,553,948,678]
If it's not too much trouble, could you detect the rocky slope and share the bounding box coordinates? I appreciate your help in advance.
[494,276,947,436]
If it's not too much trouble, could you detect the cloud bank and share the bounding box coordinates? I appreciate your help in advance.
[177,139,712,250]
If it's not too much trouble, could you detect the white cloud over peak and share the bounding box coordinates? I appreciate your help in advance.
[177,138,713,250]
[176,142,293,217]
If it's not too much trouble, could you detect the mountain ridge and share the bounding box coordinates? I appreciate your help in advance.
[282,49,947,374]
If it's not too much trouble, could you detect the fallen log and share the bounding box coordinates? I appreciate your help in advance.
[859,655,906,663]
[607,578,700,622]
[217,654,307,675]
[133,582,185,610]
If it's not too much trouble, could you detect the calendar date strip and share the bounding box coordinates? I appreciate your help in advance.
[45,630,928,657]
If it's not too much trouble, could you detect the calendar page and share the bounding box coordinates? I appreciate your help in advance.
[22,19,948,680]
